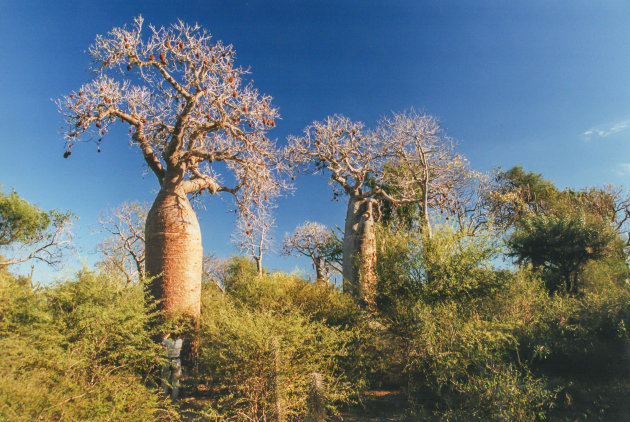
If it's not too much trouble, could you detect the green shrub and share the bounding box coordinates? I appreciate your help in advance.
[0,269,174,421]
[197,269,364,420]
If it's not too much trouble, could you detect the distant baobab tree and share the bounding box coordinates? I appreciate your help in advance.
[289,110,467,306]
[57,16,288,320]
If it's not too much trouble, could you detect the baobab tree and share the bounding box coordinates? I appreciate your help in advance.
[96,201,148,286]
[282,221,340,284]
[288,115,392,304]
[289,111,466,305]
[57,17,287,319]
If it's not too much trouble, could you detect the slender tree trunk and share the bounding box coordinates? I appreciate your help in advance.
[314,257,328,285]
[254,256,263,277]
[342,196,377,306]
[145,186,202,319]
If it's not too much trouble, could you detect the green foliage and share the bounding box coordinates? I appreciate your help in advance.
[0,268,174,421]
[0,191,53,246]
[376,224,508,336]
[508,213,616,294]
[196,265,366,420]
[372,223,630,420]
[0,189,74,266]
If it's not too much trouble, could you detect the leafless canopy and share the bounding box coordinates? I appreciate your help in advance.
[288,110,486,234]
[56,16,289,213]
[96,201,147,285]
[233,205,275,275]
[282,221,340,281]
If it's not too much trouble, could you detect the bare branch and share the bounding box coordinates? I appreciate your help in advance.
[56,16,291,219]
[96,201,147,285]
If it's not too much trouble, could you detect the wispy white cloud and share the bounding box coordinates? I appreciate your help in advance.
[615,163,630,176]
[584,119,630,140]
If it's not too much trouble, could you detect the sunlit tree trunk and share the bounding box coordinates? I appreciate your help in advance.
[145,172,202,319]
[314,257,328,285]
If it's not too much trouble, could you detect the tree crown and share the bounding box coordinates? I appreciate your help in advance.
[57,16,288,213]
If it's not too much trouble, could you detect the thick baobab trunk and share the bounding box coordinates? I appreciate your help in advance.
[342,196,377,306]
[145,187,202,319]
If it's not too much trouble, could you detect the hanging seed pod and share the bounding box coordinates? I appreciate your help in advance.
[149,54,155,61]
[212,56,217,63]
[127,64,132,71]
[70,94,74,98]
[63,151,71,159]
[165,40,170,48]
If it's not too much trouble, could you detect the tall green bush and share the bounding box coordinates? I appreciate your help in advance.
[196,267,366,420]
[0,269,174,421]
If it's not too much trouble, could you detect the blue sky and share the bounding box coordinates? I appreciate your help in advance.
[1,1,630,281]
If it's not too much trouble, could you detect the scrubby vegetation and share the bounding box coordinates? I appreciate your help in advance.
[2,232,629,420]
[2,143,630,419]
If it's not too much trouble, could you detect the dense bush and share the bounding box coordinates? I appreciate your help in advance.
[196,259,367,420]
[1,224,628,421]
[373,224,630,421]
[0,268,175,421]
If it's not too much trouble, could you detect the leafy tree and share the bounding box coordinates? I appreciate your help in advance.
[508,213,615,294]
[0,190,73,268]
[57,17,288,319]
[487,166,559,230]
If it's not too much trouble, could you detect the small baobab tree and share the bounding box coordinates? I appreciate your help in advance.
[57,16,287,320]
[282,221,340,284]
[96,201,147,285]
